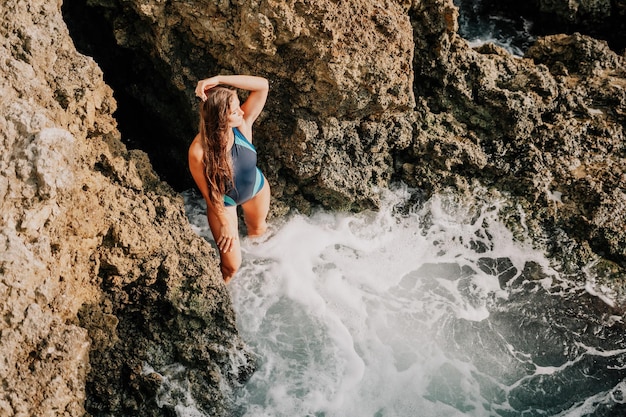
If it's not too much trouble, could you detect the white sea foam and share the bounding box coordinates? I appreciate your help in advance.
[181,186,625,416]
[556,380,626,417]
[467,38,526,57]
[214,187,543,416]
[142,362,206,417]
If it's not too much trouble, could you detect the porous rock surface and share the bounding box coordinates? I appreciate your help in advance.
[410,5,626,276]
[1,0,250,416]
[64,0,417,207]
[2,0,626,415]
[71,0,625,267]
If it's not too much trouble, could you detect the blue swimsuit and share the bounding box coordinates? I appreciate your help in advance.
[224,127,265,207]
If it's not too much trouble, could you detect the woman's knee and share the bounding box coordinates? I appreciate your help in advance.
[221,259,241,282]
[219,248,242,281]
[246,221,268,237]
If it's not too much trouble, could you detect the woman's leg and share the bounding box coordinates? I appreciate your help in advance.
[206,205,242,283]
[241,177,270,237]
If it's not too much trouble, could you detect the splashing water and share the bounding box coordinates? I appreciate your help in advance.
[454,0,537,56]
[181,186,626,417]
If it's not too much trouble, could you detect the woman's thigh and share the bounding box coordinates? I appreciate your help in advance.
[241,177,270,235]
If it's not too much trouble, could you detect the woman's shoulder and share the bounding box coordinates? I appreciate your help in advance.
[189,134,204,161]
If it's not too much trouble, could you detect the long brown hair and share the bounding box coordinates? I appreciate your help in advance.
[199,87,235,208]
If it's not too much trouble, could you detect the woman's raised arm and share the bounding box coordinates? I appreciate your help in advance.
[195,74,269,124]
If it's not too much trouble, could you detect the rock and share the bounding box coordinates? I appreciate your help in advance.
[3,0,626,414]
[411,3,626,271]
[64,0,625,278]
[1,0,249,416]
[63,0,416,203]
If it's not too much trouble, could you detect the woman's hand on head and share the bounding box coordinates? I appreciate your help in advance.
[196,76,220,101]
[217,221,238,253]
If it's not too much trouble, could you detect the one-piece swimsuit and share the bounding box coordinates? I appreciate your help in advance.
[224,127,264,207]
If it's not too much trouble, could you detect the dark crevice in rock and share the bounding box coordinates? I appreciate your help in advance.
[62,0,198,191]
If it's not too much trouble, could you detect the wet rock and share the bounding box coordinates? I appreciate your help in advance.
[3,0,626,414]
[63,0,416,207]
[1,0,250,416]
[472,0,626,52]
[63,0,625,281]
[533,0,625,32]
[411,3,626,271]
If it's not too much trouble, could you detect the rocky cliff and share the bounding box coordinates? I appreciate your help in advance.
[2,0,625,415]
[1,0,251,416]
[409,4,626,283]
[63,0,624,265]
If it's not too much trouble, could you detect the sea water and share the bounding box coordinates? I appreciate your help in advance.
[454,0,537,56]
[182,186,626,417]
[177,6,624,415]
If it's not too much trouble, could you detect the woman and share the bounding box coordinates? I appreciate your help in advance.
[188,74,271,283]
